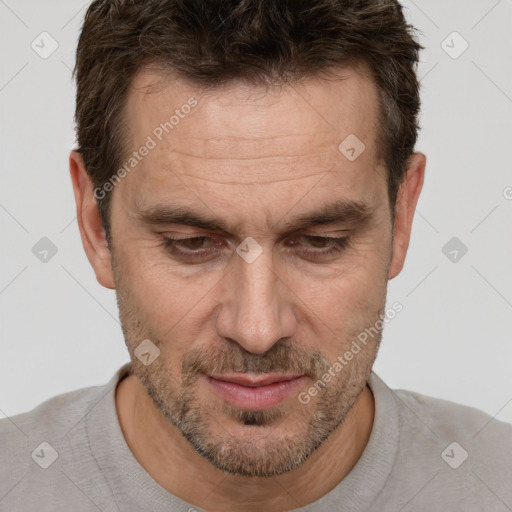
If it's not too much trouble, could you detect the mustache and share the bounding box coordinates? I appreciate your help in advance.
[181,342,331,385]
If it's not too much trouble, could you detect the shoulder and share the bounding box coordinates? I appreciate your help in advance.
[0,372,124,511]
[0,374,119,477]
[393,386,511,506]
[0,382,109,441]
[368,377,512,509]
[392,386,512,445]
[0,381,110,486]
[1,364,130,443]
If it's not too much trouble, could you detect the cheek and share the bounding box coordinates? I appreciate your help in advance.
[304,275,385,332]
[118,245,225,343]
[114,220,390,356]
[293,249,389,354]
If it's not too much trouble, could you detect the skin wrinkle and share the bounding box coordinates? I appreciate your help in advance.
[71,62,425,512]
[153,135,342,164]
[114,69,384,504]
[165,171,338,186]
[133,197,374,237]
[157,153,331,161]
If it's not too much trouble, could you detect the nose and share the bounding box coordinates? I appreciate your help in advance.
[216,242,297,354]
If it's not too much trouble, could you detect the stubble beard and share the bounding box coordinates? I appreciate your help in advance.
[112,253,383,477]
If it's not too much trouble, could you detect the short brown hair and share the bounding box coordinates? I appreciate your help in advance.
[73,0,423,242]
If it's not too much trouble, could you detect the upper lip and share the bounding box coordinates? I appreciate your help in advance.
[208,373,305,387]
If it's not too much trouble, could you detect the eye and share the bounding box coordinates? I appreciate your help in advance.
[162,236,221,261]
[161,234,351,262]
[287,235,351,259]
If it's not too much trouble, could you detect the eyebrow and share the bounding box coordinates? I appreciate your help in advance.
[136,199,374,234]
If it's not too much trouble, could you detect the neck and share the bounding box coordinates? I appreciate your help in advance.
[115,373,374,512]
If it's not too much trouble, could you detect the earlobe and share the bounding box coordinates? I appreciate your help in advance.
[69,150,116,289]
[387,152,426,280]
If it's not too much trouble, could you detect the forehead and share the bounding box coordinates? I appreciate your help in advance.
[117,64,386,213]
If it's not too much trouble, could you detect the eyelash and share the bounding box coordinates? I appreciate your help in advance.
[161,234,351,261]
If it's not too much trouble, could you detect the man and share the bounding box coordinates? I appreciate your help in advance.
[1,0,511,510]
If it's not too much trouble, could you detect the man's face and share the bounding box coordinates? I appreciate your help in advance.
[109,65,394,477]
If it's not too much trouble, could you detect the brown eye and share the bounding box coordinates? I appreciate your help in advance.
[180,237,208,250]
[162,234,351,263]
[291,235,351,259]
[303,236,332,248]
[162,236,220,262]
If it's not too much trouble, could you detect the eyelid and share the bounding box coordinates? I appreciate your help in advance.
[301,230,351,237]
[161,233,352,261]
[160,230,352,243]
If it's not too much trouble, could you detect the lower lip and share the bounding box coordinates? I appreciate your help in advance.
[206,375,308,410]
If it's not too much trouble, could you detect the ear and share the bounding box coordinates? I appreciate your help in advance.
[387,152,426,280]
[69,150,115,289]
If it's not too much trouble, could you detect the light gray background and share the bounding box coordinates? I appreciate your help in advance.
[1,0,511,425]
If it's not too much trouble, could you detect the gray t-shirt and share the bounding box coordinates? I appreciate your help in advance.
[1,362,511,511]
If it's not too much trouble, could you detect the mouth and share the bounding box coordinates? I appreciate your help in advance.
[206,373,309,410]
